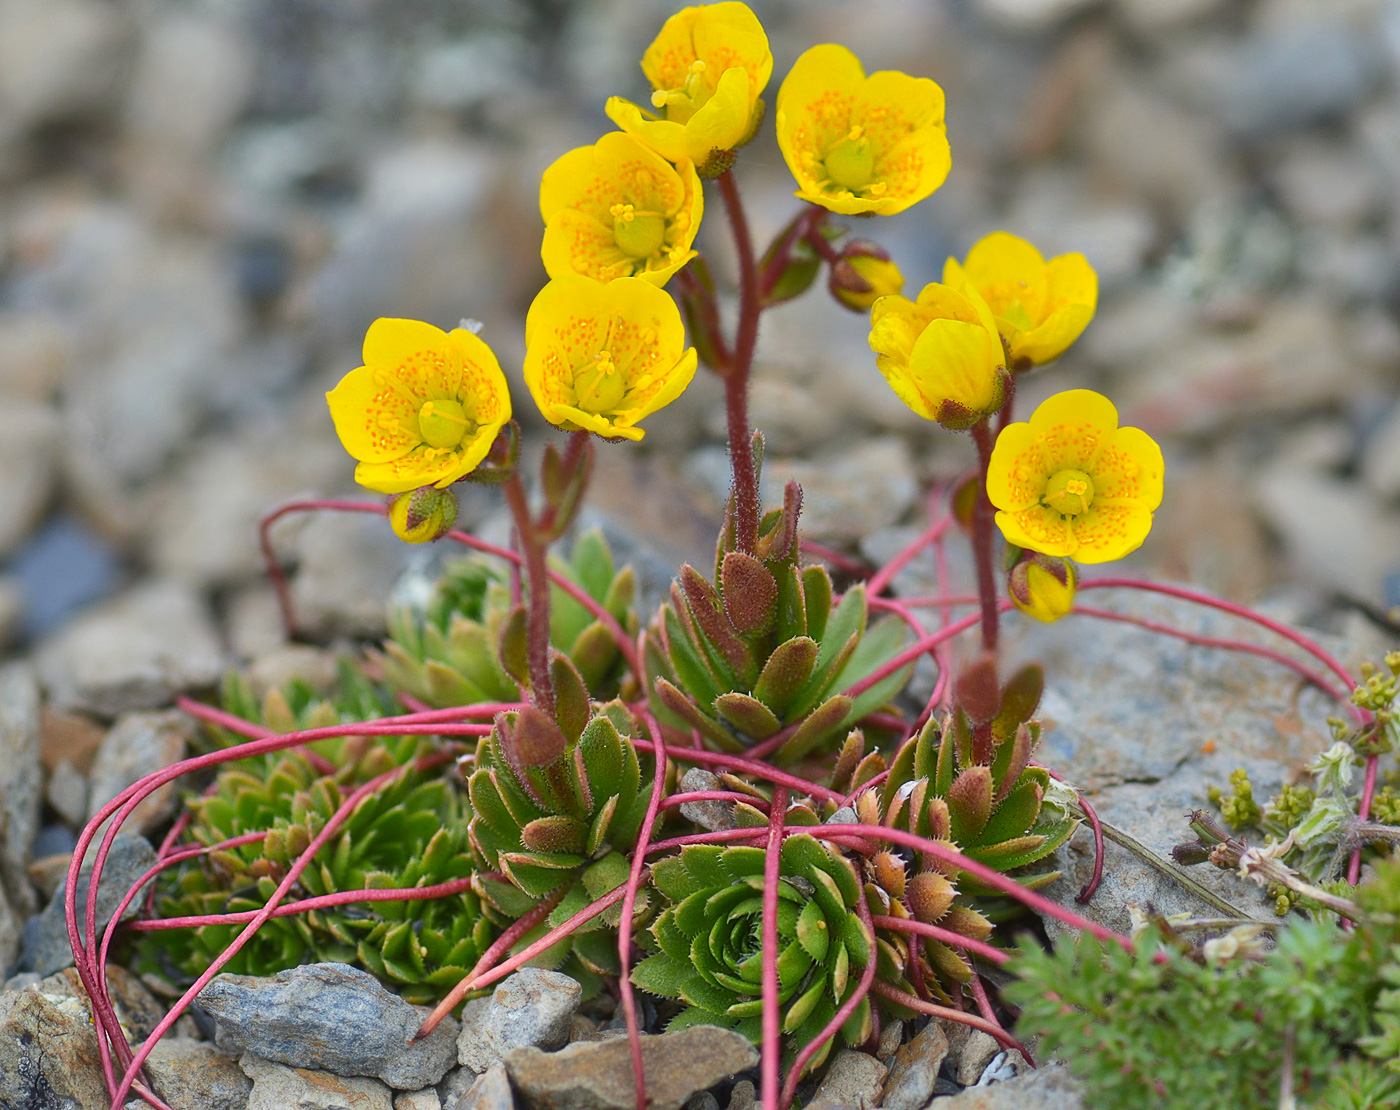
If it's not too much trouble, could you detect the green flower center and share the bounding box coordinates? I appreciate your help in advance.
[417,399,474,449]
[610,204,666,259]
[1043,469,1094,516]
[650,59,711,125]
[573,351,627,414]
[824,129,875,190]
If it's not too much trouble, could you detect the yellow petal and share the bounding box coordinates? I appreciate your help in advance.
[986,422,1046,514]
[959,232,1046,291]
[1045,252,1098,312]
[605,97,692,164]
[907,318,1003,414]
[629,346,699,423]
[1069,502,1154,564]
[552,403,647,441]
[1026,389,1119,474]
[326,365,419,464]
[355,444,474,495]
[641,6,703,92]
[542,209,633,283]
[995,505,1075,558]
[676,64,754,162]
[691,2,772,94]
[1092,426,1164,511]
[1011,303,1095,365]
[596,278,689,377]
[446,328,512,428]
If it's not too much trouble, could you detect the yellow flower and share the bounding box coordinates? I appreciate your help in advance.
[944,232,1098,366]
[388,487,458,544]
[540,132,703,287]
[829,241,904,311]
[524,275,697,441]
[1008,553,1076,623]
[604,2,771,170]
[326,319,511,495]
[775,44,950,216]
[987,390,1164,564]
[868,282,1007,430]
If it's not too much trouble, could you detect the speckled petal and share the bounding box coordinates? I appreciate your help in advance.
[355,445,473,495]
[1069,502,1154,564]
[326,365,419,465]
[542,209,634,283]
[986,422,1045,514]
[677,65,754,161]
[362,319,461,400]
[996,505,1075,559]
[1026,388,1119,473]
[605,98,692,165]
[446,328,511,429]
[1092,426,1164,511]
[907,318,1003,414]
[690,2,772,95]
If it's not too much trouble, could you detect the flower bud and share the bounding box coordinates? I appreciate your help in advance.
[829,240,903,312]
[1008,554,1076,623]
[387,486,458,544]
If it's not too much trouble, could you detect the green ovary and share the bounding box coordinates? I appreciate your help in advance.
[573,353,627,414]
[1043,469,1094,516]
[417,399,474,449]
[823,137,875,190]
[613,210,666,259]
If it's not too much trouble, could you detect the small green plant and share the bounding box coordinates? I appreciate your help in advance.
[1007,857,1400,1110]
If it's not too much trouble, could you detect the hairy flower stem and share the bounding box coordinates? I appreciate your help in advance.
[717,168,761,555]
[503,473,556,718]
[969,419,1000,652]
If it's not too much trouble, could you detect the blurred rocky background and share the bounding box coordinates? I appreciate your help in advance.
[0,0,1397,682]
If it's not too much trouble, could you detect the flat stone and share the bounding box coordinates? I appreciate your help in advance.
[47,758,89,827]
[144,1038,252,1110]
[241,1054,393,1110]
[201,963,461,1090]
[444,1065,513,1110]
[0,400,60,559]
[0,881,20,978]
[458,968,581,1073]
[726,1080,756,1110]
[951,1030,1002,1087]
[86,710,193,836]
[395,1088,443,1110]
[760,438,918,543]
[36,581,224,716]
[935,1062,1084,1108]
[504,1026,757,1110]
[1219,26,1380,137]
[0,663,42,910]
[805,1048,886,1110]
[882,1020,949,1110]
[874,1017,904,1061]
[16,834,158,976]
[0,971,110,1109]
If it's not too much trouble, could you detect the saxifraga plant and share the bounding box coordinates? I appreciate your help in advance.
[645,474,912,764]
[138,672,495,1005]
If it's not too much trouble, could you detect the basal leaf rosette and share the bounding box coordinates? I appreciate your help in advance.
[142,677,494,1004]
[848,663,1078,997]
[541,131,702,287]
[464,695,658,987]
[775,44,950,216]
[944,232,1098,369]
[605,1,772,173]
[327,318,511,494]
[374,531,638,708]
[631,834,881,1073]
[987,389,1164,564]
[644,485,912,764]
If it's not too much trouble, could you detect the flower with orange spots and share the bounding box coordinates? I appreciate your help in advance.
[775,44,950,216]
[540,132,702,287]
[605,2,772,172]
[524,275,697,441]
[944,232,1098,367]
[987,389,1163,564]
[326,319,511,495]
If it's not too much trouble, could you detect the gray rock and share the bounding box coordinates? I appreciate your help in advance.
[1220,27,1380,137]
[1362,402,1400,501]
[458,969,582,1074]
[138,1037,253,1110]
[726,1080,756,1110]
[974,0,1097,32]
[86,710,192,837]
[0,576,20,652]
[0,664,42,908]
[0,972,110,1108]
[36,581,224,716]
[1114,0,1225,33]
[805,1048,886,1110]
[875,1017,904,1061]
[881,1020,949,1110]
[289,511,419,640]
[395,1089,443,1110]
[1271,140,1382,230]
[683,1094,719,1110]
[951,1030,1002,1087]
[504,1026,757,1110]
[46,758,89,828]
[0,400,60,559]
[677,768,737,832]
[760,439,918,543]
[241,1053,394,1110]
[17,833,157,976]
[445,1066,513,1110]
[935,1062,1084,1108]
[201,963,461,1090]
[8,515,121,640]
[0,881,19,974]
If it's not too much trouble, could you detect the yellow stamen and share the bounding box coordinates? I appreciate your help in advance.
[1043,469,1095,517]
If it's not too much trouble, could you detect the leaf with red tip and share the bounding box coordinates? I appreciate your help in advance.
[521,815,588,854]
[655,678,741,752]
[721,552,778,636]
[948,765,993,845]
[714,693,782,740]
[993,663,1043,744]
[992,723,1034,804]
[955,655,1000,725]
[752,636,818,717]
[906,870,955,923]
[506,706,569,769]
[680,566,756,686]
[775,694,853,764]
[977,779,1042,846]
[551,654,591,744]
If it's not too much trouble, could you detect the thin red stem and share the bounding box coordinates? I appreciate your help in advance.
[717,168,761,555]
[799,540,873,580]
[503,473,555,717]
[865,513,952,598]
[969,419,1000,652]
[760,786,788,1110]
[869,981,1033,1064]
[870,915,1009,965]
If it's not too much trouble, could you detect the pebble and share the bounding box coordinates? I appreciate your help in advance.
[458,969,582,1074]
[16,833,157,976]
[882,1020,950,1110]
[935,1062,1085,1108]
[1361,402,1400,501]
[0,576,21,652]
[0,970,111,1109]
[140,1038,252,1110]
[759,438,919,543]
[1219,26,1379,136]
[47,757,90,827]
[951,1030,1003,1087]
[726,1080,756,1110]
[86,709,192,836]
[875,1017,904,1060]
[446,1065,514,1110]
[974,0,1097,33]
[201,963,461,1091]
[241,1053,394,1110]
[289,511,420,640]
[805,1048,887,1110]
[7,515,121,640]
[0,664,43,899]
[35,581,224,716]
[504,1026,757,1110]
[0,400,60,559]
[396,1088,444,1110]
[0,883,20,975]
